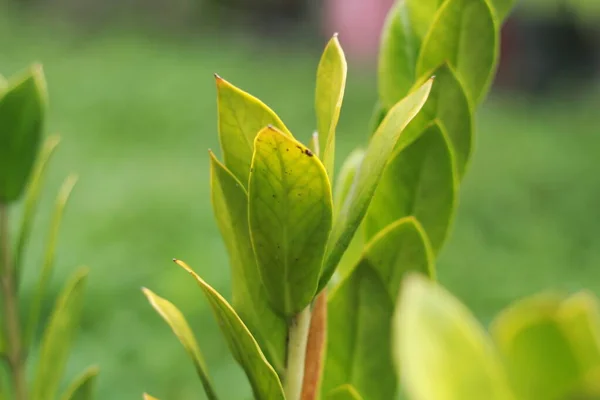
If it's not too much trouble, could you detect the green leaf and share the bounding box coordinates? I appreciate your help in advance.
[558,291,600,382]
[395,275,513,400]
[333,149,364,217]
[216,75,291,188]
[209,152,286,372]
[378,2,418,109]
[59,366,99,400]
[25,174,78,349]
[365,122,456,253]
[367,101,386,136]
[249,126,333,316]
[175,259,285,400]
[0,64,47,203]
[319,78,433,291]
[14,135,60,281]
[400,64,473,178]
[326,384,364,400]
[315,34,347,178]
[407,0,446,39]
[363,217,435,298]
[490,294,590,400]
[323,218,434,400]
[416,0,498,104]
[323,265,395,400]
[490,0,517,22]
[31,267,88,400]
[142,288,218,400]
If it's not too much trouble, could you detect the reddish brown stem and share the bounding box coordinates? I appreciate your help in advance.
[301,289,327,400]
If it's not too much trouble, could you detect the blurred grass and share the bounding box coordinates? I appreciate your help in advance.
[1,10,600,400]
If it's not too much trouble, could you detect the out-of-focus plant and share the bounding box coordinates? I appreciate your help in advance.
[0,66,97,400]
[139,1,600,399]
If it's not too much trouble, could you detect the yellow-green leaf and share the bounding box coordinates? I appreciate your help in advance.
[491,293,595,400]
[0,64,47,202]
[407,0,446,40]
[319,78,433,291]
[416,0,498,104]
[365,122,456,253]
[31,267,88,400]
[249,126,333,316]
[378,2,418,109]
[175,259,285,400]
[333,149,364,217]
[216,75,291,188]
[25,174,78,348]
[60,366,99,400]
[326,384,364,400]
[395,275,513,400]
[143,394,159,400]
[323,218,434,400]
[315,34,347,178]
[324,265,394,399]
[210,152,286,372]
[142,288,218,400]
[399,64,473,178]
[558,291,600,381]
[14,135,60,282]
[490,0,517,22]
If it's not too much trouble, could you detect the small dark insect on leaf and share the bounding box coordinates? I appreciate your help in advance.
[304,149,313,157]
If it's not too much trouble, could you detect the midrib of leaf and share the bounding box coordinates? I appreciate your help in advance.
[227,94,255,152]
[275,149,292,313]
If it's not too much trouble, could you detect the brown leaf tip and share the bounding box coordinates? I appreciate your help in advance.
[172,258,178,262]
[214,73,222,80]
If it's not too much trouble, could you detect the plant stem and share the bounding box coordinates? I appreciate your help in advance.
[284,305,312,400]
[301,290,327,400]
[0,204,27,400]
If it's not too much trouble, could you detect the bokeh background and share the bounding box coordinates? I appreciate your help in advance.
[1,0,599,398]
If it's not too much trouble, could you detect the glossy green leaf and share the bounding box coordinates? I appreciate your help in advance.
[319,78,433,291]
[491,294,589,400]
[216,75,291,187]
[323,218,434,400]
[315,34,347,178]
[365,122,456,253]
[323,264,395,400]
[490,0,517,22]
[0,65,47,202]
[25,174,78,348]
[14,135,60,281]
[143,288,218,400]
[209,152,286,372]
[60,366,99,400]
[249,126,333,316]
[395,275,513,400]
[378,2,418,109]
[407,0,446,40]
[416,0,498,104]
[400,64,473,178]
[31,267,88,400]
[326,384,364,400]
[175,259,285,400]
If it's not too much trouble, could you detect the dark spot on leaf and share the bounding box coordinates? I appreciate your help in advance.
[272,194,277,198]
[286,148,289,152]
[304,149,313,157]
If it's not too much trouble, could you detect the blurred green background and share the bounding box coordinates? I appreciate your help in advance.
[1,0,600,398]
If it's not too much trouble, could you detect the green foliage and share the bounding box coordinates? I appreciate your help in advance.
[0,65,46,202]
[395,275,514,400]
[0,64,94,400]
[249,126,333,316]
[315,34,347,177]
[143,288,217,400]
[31,268,88,400]
[59,366,99,400]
